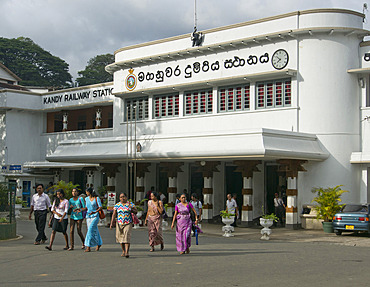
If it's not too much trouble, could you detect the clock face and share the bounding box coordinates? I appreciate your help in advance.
[271,49,289,70]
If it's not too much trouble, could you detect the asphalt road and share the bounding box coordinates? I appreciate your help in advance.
[1,220,370,287]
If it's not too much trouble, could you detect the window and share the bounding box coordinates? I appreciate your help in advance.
[256,79,291,109]
[125,97,149,121]
[218,85,250,112]
[184,89,213,115]
[153,94,179,119]
[77,115,87,130]
[54,114,63,132]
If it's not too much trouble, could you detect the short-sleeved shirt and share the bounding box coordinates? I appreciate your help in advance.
[51,199,69,220]
[69,197,86,220]
[85,197,102,219]
[31,193,51,211]
[226,199,237,214]
[190,200,202,215]
[114,201,135,225]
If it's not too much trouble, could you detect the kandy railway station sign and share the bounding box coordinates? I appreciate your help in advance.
[42,85,114,108]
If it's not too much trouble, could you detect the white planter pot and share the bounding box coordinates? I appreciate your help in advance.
[260,218,273,240]
[15,204,22,219]
[222,216,235,237]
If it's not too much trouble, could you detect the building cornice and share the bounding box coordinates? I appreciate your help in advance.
[113,8,364,56]
[106,27,369,74]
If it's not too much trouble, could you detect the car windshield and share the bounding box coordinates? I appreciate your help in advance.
[342,204,368,213]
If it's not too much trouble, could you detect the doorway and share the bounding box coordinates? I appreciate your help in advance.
[225,166,243,210]
[265,165,286,214]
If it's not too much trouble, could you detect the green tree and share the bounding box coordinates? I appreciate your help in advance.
[0,37,72,88]
[311,185,348,222]
[76,53,114,86]
[52,181,80,200]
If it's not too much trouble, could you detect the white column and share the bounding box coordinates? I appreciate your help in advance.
[202,176,213,221]
[95,109,102,129]
[86,170,94,188]
[136,176,145,202]
[53,170,60,184]
[241,176,253,225]
[62,112,68,132]
[16,178,22,198]
[167,176,177,216]
[286,176,298,228]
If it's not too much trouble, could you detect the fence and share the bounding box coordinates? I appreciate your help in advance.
[0,182,17,224]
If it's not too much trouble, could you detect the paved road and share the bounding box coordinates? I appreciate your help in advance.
[1,220,370,287]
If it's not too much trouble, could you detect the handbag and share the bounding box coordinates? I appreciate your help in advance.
[131,213,139,224]
[95,197,106,219]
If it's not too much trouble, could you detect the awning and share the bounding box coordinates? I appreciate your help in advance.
[46,128,329,163]
[350,152,370,163]
[23,161,99,169]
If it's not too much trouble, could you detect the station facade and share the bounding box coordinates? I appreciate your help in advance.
[2,8,370,228]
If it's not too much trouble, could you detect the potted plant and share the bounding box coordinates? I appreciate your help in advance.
[311,185,348,233]
[220,210,235,237]
[260,212,278,240]
[15,198,23,219]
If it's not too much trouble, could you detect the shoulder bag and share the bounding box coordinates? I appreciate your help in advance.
[95,197,106,219]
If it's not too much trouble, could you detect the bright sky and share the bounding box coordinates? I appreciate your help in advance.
[0,0,368,80]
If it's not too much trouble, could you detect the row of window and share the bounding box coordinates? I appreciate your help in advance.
[125,79,292,120]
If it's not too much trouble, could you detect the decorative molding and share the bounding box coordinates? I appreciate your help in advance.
[242,188,253,195]
[202,188,213,194]
[286,189,298,196]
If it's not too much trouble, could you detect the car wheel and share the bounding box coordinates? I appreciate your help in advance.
[335,230,342,236]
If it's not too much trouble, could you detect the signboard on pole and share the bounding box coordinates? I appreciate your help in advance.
[107,192,116,211]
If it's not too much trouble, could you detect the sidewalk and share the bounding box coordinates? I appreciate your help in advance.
[18,209,370,247]
[196,222,370,247]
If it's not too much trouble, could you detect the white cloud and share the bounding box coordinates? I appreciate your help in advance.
[0,0,368,80]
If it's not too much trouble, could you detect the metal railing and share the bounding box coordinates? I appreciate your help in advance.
[0,182,16,224]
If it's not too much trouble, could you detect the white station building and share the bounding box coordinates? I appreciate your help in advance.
[1,8,370,228]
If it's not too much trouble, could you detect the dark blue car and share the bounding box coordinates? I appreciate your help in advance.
[332,204,370,236]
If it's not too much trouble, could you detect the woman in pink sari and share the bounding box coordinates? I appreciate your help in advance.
[171,193,198,255]
[144,192,164,252]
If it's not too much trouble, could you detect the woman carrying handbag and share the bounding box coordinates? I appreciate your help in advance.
[110,192,137,258]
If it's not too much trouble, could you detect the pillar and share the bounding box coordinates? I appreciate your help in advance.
[100,163,120,226]
[234,160,261,227]
[62,112,68,132]
[242,177,253,226]
[167,176,177,216]
[53,169,61,184]
[135,163,150,205]
[277,159,307,229]
[195,161,220,222]
[286,176,298,228]
[159,162,184,217]
[202,176,213,221]
[85,169,95,188]
[95,108,102,129]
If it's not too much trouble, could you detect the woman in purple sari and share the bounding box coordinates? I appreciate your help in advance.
[171,193,198,254]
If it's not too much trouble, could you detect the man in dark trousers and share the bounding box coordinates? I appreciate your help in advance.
[29,184,51,245]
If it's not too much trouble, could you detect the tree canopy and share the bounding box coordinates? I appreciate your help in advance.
[0,37,72,88]
[76,53,114,86]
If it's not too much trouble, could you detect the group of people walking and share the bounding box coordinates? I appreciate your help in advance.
[29,184,201,256]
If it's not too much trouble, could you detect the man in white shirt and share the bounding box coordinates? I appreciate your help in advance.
[29,184,51,245]
[159,191,167,204]
[226,193,239,227]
